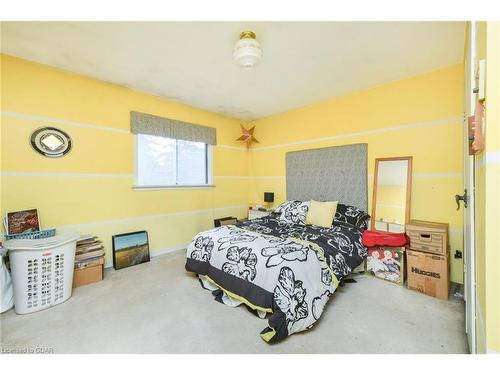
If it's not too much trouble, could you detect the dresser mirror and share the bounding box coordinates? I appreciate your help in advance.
[371,156,413,233]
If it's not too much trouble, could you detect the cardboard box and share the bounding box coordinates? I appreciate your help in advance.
[219,218,237,226]
[406,220,449,256]
[214,216,237,227]
[406,249,449,300]
[73,264,103,288]
[366,247,406,286]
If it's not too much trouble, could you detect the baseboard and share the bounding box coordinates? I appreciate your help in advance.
[477,303,487,353]
[450,281,464,299]
[104,243,188,269]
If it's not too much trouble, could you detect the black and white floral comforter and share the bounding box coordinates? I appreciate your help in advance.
[185,215,366,343]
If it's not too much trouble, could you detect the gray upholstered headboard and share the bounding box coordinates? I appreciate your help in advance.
[286,143,368,211]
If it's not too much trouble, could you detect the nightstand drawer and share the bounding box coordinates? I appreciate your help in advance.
[248,209,270,220]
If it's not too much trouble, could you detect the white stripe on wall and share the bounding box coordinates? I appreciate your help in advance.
[1,200,463,239]
[413,172,463,178]
[0,204,248,237]
[215,176,290,180]
[449,227,463,235]
[0,171,134,178]
[251,117,463,151]
[1,110,129,134]
[2,110,467,157]
[0,172,273,180]
[249,173,462,180]
[214,175,254,180]
[56,204,247,230]
[252,176,286,180]
[368,172,462,179]
[0,110,246,151]
[484,151,500,164]
[216,144,246,151]
[477,151,500,169]
[0,172,463,179]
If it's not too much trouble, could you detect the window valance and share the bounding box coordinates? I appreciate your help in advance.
[130,111,217,145]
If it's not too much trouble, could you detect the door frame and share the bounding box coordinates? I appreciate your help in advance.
[464,20,477,354]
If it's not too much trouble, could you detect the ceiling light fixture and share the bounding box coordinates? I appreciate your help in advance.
[233,31,263,70]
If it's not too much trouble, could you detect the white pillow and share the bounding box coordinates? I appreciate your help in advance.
[278,201,310,225]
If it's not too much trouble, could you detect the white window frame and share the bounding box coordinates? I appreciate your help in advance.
[133,135,214,190]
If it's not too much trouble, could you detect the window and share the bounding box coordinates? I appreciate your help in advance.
[135,134,212,188]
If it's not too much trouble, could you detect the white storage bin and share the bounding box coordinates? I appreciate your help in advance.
[4,233,79,314]
[1,245,14,313]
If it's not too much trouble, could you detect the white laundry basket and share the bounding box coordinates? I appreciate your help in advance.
[4,233,79,314]
[1,245,14,313]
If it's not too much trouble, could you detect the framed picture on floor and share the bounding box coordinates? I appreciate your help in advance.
[6,208,41,235]
[112,231,150,270]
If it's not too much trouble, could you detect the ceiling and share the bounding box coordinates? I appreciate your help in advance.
[1,22,465,120]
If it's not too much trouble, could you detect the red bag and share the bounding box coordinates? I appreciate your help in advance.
[362,230,408,247]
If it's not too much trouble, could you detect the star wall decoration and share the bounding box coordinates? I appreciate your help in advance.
[236,124,259,149]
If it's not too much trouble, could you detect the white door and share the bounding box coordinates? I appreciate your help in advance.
[463,21,477,354]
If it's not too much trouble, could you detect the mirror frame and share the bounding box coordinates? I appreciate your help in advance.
[371,156,413,231]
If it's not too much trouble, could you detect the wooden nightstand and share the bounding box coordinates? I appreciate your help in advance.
[248,209,271,220]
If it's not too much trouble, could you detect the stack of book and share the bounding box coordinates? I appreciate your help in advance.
[75,235,104,270]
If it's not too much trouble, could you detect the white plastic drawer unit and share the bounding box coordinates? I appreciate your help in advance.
[4,233,79,314]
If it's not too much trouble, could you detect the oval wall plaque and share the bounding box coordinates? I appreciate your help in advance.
[30,127,72,158]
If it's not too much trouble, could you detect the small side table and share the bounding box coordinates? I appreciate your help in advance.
[248,209,271,220]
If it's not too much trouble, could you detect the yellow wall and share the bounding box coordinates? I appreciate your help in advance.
[1,55,468,288]
[484,21,500,354]
[0,54,249,266]
[474,21,500,354]
[249,64,465,284]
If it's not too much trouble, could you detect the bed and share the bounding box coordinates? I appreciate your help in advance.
[185,143,369,343]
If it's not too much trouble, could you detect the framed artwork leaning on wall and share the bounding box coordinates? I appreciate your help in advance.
[112,231,150,270]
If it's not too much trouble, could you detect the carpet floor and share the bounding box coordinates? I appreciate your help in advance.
[0,252,468,354]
